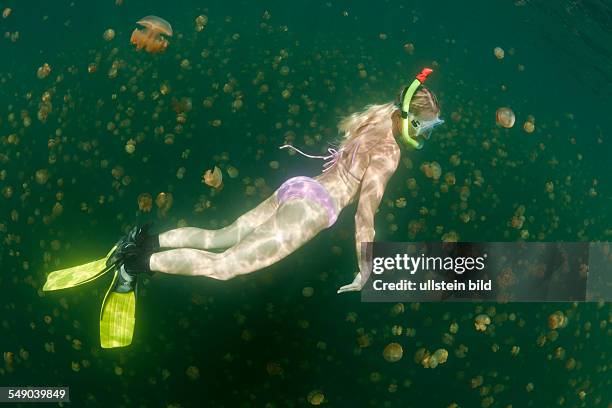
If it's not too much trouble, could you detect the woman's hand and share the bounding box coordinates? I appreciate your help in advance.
[337,272,363,294]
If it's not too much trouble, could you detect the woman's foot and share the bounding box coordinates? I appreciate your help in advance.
[113,262,139,293]
[107,224,158,293]
[106,224,152,268]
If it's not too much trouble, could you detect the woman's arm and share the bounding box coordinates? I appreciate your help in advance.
[338,142,400,293]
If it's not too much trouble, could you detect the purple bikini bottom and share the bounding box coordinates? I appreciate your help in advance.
[276,176,338,228]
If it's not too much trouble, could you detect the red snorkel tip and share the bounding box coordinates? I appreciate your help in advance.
[416,68,433,83]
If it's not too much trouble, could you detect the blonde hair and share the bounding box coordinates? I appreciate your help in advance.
[337,102,397,143]
[336,86,440,150]
[407,87,440,120]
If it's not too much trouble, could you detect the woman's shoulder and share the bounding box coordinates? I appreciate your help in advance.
[365,134,400,157]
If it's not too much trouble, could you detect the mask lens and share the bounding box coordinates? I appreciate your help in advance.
[416,117,444,139]
[420,127,433,140]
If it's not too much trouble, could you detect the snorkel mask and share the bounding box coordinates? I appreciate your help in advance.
[398,68,444,149]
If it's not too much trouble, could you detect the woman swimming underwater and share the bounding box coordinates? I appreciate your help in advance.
[116,68,443,293]
[43,68,443,347]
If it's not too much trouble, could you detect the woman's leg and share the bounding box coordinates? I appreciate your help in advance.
[150,199,328,280]
[158,195,279,250]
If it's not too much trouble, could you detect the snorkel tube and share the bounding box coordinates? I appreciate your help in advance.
[399,68,434,149]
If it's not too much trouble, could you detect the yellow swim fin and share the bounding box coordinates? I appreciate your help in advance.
[43,240,139,348]
[99,268,136,348]
[43,245,118,291]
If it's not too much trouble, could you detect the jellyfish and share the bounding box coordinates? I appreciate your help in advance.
[155,192,173,216]
[227,166,239,178]
[203,166,223,188]
[185,365,200,380]
[195,15,208,32]
[266,361,283,376]
[495,107,515,128]
[302,287,314,297]
[307,390,325,406]
[421,162,434,178]
[474,314,491,331]
[493,47,505,59]
[35,168,49,185]
[388,303,404,316]
[72,339,82,351]
[125,139,136,154]
[432,348,448,365]
[414,348,430,365]
[172,97,193,114]
[3,351,14,367]
[383,342,403,362]
[18,348,29,361]
[37,63,51,79]
[548,311,567,329]
[471,375,484,388]
[103,28,115,41]
[52,202,63,217]
[130,15,173,53]
[137,193,153,213]
[430,161,442,180]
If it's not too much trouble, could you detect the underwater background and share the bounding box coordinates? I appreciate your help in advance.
[1,0,611,406]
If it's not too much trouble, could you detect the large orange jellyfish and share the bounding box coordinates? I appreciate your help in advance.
[495,107,515,128]
[130,15,173,53]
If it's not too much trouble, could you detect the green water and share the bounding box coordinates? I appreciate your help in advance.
[1,0,611,406]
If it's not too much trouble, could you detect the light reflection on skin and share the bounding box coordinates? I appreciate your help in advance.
[150,103,406,291]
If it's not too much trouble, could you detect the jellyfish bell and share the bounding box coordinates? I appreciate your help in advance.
[103,28,116,41]
[172,97,193,114]
[130,15,173,53]
[432,348,448,364]
[493,47,505,59]
[195,15,208,32]
[383,342,403,362]
[137,15,173,36]
[307,390,325,406]
[203,166,223,188]
[474,314,491,331]
[548,311,567,330]
[495,107,515,128]
[137,193,153,212]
